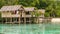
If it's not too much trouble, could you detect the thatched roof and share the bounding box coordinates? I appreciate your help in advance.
[0,5,23,11]
[24,7,35,11]
[38,9,45,13]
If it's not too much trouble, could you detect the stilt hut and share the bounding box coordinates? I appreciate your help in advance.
[0,5,24,24]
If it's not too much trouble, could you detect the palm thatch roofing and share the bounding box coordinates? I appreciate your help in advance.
[24,7,35,11]
[37,9,45,13]
[0,5,23,11]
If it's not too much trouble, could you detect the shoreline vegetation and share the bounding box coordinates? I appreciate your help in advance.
[0,0,60,17]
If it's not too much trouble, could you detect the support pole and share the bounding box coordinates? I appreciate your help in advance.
[29,18,31,24]
[11,18,12,24]
[19,17,20,24]
[24,17,26,24]
[6,18,7,24]
[0,12,3,24]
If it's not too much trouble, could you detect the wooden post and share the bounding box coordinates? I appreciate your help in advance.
[11,18,12,24]
[19,17,20,24]
[37,17,38,24]
[24,12,26,24]
[2,18,3,24]
[29,18,31,24]
[6,18,7,24]
[24,17,26,24]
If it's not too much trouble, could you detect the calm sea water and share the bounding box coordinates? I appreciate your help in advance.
[0,23,60,34]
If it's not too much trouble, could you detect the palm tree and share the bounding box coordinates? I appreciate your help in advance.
[35,10,42,24]
[31,10,42,24]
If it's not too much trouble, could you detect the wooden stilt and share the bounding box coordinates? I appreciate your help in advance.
[37,18,38,24]
[19,17,20,24]
[11,18,13,24]
[2,18,3,24]
[6,18,7,24]
[24,17,26,24]
[29,18,31,24]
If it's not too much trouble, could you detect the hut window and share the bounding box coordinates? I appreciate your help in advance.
[11,11,19,14]
[26,12,30,15]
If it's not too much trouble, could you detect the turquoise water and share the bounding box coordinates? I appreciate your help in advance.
[0,24,60,34]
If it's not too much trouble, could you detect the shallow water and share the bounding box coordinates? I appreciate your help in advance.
[0,24,60,34]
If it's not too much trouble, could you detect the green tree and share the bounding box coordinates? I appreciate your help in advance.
[31,10,41,24]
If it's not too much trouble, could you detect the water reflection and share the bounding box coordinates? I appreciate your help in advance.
[0,24,60,34]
